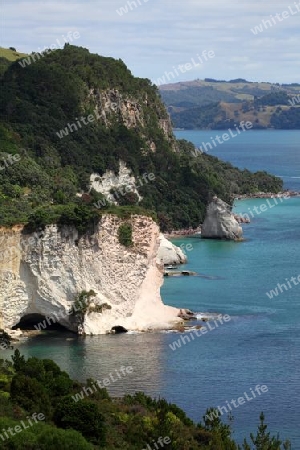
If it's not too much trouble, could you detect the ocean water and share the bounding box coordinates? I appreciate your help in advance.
[2,131,300,446]
[175,129,300,192]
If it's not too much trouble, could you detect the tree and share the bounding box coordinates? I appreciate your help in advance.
[0,330,12,350]
[53,396,106,445]
[69,290,97,327]
[11,349,25,372]
[241,413,291,450]
[10,373,52,417]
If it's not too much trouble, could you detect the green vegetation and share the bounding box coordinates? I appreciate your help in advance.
[0,352,291,449]
[70,290,97,326]
[0,331,12,350]
[271,107,300,129]
[69,291,112,326]
[242,413,291,450]
[88,303,112,314]
[0,47,28,61]
[254,92,290,107]
[0,46,282,232]
[118,223,133,247]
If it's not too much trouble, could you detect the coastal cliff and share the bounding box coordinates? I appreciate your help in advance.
[0,216,181,335]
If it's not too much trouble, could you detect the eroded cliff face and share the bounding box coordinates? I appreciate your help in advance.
[0,216,180,334]
[89,88,176,150]
[89,161,142,205]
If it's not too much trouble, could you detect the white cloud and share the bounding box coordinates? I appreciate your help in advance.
[1,0,299,83]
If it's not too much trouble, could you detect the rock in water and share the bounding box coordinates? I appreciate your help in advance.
[201,197,243,240]
[156,234,187,265]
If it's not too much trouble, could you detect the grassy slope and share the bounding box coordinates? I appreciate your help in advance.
[0,47,28,61]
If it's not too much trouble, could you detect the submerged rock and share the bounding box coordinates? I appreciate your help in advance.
[157,234,187,265]
[201,197,243,240]
[178,309,196,320]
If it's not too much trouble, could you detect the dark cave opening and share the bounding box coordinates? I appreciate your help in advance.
[12,313,69,331]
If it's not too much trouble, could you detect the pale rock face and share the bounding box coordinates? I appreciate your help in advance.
[0,217,181,334]
[89,88,176,149]
[96,89,145,129]
[156,234,187,265]
[89,161,142,205]
[201,197,243,240]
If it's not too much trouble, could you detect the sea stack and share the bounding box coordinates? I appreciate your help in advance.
[201,196,243,240]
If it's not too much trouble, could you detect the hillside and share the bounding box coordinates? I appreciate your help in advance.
[0,46,282,231]
[0,47,28,78]
[159,79,300,129]
[0,47,28,61]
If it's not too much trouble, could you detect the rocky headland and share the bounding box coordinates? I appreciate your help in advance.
[0,217,189,337]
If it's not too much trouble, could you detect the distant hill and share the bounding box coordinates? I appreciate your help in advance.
[159,79,300,129]
[0,47,28,77]
[0,47,28,61]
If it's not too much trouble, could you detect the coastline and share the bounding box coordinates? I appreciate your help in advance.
[165,227,201,239]
[165,190,300,238]
[233,189,300,200]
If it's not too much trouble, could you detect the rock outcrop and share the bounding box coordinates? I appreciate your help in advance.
[89,88,176,150]
[0,217,182,335]
[89,161,142,205]
[201,197,243,240]
[156,234,187,265]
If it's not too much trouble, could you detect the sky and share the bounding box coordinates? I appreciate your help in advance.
[1,0,300,84]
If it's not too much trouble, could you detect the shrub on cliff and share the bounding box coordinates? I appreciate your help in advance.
[118,223,133,247]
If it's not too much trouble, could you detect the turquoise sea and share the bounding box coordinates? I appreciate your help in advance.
[2,130,300,446]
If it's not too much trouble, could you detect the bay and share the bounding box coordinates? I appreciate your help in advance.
[2,130,300,446]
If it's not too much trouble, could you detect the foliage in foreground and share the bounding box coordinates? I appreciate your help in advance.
[0,351,291,449]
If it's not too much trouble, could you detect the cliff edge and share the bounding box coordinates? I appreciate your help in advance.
[0,216,181,335]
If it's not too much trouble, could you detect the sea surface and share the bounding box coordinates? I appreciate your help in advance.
[2,130,300,446]
[175,129,300,192]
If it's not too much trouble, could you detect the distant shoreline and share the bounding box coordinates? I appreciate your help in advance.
[233,190,300,200]
[165,190,300,238]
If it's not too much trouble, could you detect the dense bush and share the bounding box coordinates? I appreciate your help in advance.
[54,396,106,445]
[118,223,133,247]
[0,352,291,449]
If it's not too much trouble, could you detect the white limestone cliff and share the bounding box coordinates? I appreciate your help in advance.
[89,161,142,205]
[201,196,243,240]
[156,234,187,265]
[0,216,181,335]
